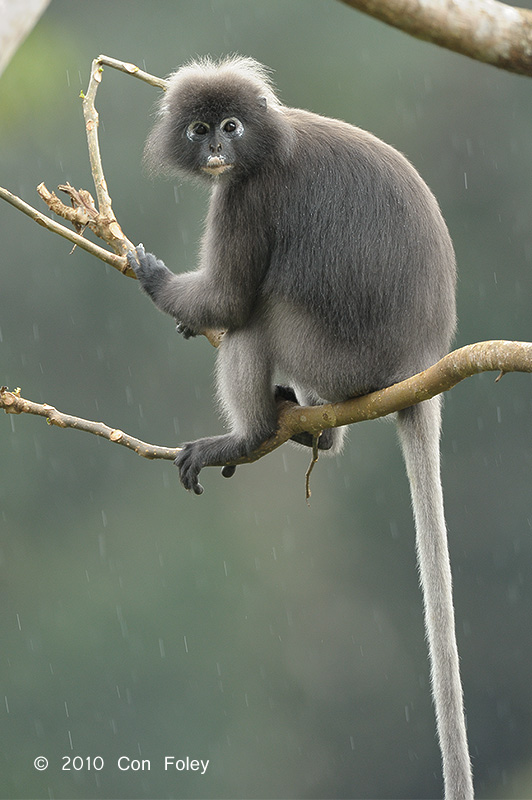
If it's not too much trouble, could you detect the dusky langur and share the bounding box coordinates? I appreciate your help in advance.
[127,56,473,800]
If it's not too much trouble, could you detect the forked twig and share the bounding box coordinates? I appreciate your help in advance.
[0,185,125,269]
[0,55,224,346]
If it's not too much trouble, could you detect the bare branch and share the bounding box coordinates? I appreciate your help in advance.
[280,340,532,442]
[0,185,126,270]
[3,341,531,473]
[337,0,532,77]
[82,57,135,231]
[92,54,168,90]
[78,56,164,238]
[0,387,179,461]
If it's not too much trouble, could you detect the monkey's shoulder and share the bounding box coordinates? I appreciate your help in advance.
[280,107,425,184]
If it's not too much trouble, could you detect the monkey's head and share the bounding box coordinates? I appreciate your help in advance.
[144,56,292,181]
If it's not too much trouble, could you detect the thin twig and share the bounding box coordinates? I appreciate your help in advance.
[305,433,322,503]
[0,388,179,461]
[79,56,166,244]
[93,54,168,90]
[81,57,137,252]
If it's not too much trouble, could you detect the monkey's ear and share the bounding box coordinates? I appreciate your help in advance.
[258,96,267,109]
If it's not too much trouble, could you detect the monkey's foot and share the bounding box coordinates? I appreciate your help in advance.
[174,433,260,494]
[274,384,334,450]
[175,321,197,339]
[274,384,298,404]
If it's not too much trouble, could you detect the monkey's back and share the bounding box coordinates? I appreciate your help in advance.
[259,107,456,398]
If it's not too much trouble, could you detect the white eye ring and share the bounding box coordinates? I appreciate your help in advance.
[221,117,244,137]
[186,121,210,141]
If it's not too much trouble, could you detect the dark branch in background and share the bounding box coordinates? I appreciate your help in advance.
[337,0,532,77]
[2,340,532,469]
[0,0,51,78]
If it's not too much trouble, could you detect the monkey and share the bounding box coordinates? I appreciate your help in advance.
[126,56,473,799]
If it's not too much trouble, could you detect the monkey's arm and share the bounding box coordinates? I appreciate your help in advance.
[127,245,200,334]
[127,244,258,334]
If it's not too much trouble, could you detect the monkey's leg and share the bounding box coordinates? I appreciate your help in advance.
[274,385,346,453]
[175,328,277,493]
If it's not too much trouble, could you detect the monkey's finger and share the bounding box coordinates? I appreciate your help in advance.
[221,465,237,478]
[175,322,196,339]
[126,243,146,271]
[126,250,138,269]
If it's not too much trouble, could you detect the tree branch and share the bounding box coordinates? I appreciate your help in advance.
[0,387,178,461]
[0,55,225,347]
[80,56,166,251]
[0,185,126,270]
[3,341,531,471]
[337,0,532,77]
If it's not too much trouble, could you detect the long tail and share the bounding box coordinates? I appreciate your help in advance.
[397,398,474,800]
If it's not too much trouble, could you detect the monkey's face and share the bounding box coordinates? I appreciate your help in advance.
[168,88,274,182]
[184,116,245,177]
[143,57,296,183]
[144,72,290,182]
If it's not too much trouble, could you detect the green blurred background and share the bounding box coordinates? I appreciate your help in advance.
[1,1,532,798]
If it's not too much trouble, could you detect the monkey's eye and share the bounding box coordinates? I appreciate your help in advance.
[186,121,210,141]
[221,117,244,137]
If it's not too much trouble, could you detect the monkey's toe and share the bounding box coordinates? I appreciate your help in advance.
[274,384,299,404]
[175,322,197,339]
[174,444,205,494]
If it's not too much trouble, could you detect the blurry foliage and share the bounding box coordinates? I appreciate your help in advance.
[0,22,79,136]
[1,1,532,799]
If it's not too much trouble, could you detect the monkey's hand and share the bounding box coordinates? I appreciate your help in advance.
[175,322,197,339]
[127,246,199,339]
[127,244,172,301]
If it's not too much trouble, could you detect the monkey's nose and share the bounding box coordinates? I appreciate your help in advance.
[209,142,223,153]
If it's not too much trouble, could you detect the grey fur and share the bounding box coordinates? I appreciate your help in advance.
[398,399,473,800]
[128,55,473,798]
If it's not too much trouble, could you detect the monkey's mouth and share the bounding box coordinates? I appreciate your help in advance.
[201,157,233,176]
